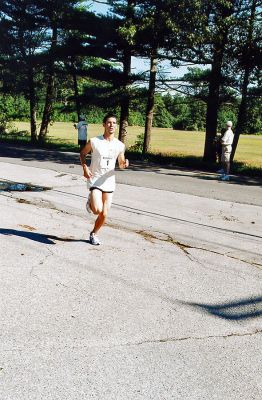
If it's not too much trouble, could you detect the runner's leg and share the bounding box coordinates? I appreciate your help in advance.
[90,189,103,214]
[92,192,113,234]
[102,192,113,216]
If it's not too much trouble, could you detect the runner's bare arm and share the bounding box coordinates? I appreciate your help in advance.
[80,141,92,179]
[118,152,129,169]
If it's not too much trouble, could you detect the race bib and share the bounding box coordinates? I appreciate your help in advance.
[100,154,115,169]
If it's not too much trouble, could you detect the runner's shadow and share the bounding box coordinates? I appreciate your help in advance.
[184,296,262,320]
[0,228,88,245]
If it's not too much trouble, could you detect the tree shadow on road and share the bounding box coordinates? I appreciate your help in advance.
[183,296,262,320]
[148,170,262,187]
[1,143,261,186]
[0,143,81,166]
[195,174,262,187]
[0,228,88,245]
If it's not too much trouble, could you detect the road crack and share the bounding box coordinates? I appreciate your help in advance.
[134,229,262,270]
[135,329,262,346]
[2,330,261,354]
[30,247,54,280]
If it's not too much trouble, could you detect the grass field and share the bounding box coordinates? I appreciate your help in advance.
[12,121,262,169]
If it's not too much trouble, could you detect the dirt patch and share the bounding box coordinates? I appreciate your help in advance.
[16,198,32,205]
[18,225,36,231]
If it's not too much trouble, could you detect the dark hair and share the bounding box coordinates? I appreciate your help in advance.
[103,113,117,124]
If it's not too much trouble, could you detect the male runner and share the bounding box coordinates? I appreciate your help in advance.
[80,113,129,245]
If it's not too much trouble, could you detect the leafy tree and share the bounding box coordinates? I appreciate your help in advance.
[153,94,174,128]
[108,0,137,142]
[203,0,235,162]
[130,0,177,153]
[244,86,262,134]
[58,4,140,142]
[230,0,261,159]
[38,0,84,142]
[0,0,47,142]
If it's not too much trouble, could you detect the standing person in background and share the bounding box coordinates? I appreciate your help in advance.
[219,121,234,181]
[74,115,88,151]
[80,113,129,245]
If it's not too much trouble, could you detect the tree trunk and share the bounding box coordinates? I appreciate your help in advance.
[230,67,249,161]
[118,0,134,144]
[203,49,223,162]
[28,67,37,143]
[118,48,131,144]
[203,2,234,162]
[17,29,37,143]
[71,57,81,120]
[38,24,57,142]
[143,53,157,154]
[231,0,257,162]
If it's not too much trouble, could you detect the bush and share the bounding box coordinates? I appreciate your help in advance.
[0,95,17,133]
[129,111,145,126]
[128,132,144,152]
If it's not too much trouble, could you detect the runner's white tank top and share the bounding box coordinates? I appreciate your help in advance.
[88,135,125,192]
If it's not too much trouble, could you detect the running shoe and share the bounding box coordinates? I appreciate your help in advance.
[89,232,101,245]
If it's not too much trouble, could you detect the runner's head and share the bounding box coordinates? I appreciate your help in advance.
[103,113,117,124]
[103,113,117,136]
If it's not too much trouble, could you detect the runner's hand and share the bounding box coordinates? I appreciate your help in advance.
[83,165,92,179]
[119,158,129,169]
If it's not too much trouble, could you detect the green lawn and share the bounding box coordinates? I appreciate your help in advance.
[12,121,262,168]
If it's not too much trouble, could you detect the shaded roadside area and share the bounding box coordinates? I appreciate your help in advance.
[0,142,261,185]
[1,142,262,207]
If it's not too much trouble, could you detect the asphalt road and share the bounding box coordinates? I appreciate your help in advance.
[0,143,262,400]
[0,142,261,206]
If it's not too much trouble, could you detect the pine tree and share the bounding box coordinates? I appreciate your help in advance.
[230,0,261,160]
[38,0,83,142]
[0,0,47,142]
